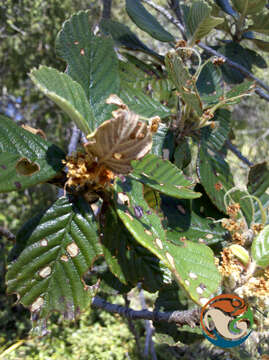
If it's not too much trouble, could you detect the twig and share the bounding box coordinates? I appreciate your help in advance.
[102,0,112,19]
[58,125,81,198]
[0,227,15,241]
[226,140,253,167]
[142,0,269,101]
[123,294,143,358]
[138,285,157,360]
[142,0,185,37]
[91,295,201,326]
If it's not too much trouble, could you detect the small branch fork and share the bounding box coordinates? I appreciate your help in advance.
[141,0,269,101]
[92,295,201,326]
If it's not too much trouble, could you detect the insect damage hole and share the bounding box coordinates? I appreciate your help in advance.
[66,242,79,257]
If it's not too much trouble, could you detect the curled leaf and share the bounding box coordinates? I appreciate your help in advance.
[84,96,155,174]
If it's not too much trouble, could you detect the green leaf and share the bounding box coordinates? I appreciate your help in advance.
[197,144,252,221]
[250,38,269,53]
[0,115,65,193]
[249,13,269,35]
[197,62,224,107]
[56,11,120,127]
[183,0,223,44]
[251,225,269,268]
[231,0,266,15]
[161,195,229,248]
[114,177,221,305]
[119,84,171,119]
[99,18,161,59]
[100,203,171,292]
[154,282,203,346]
[125,0,174,42]
[225,80,254,104]
[165,50,203,116]
[201,109,231,151]
[6,196,102,328]
[151,123,174,158]
[30,66,93,134]
[130,154,201,199]
[247,162,269,198]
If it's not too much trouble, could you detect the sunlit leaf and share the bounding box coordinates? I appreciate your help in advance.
[251,225,269,268]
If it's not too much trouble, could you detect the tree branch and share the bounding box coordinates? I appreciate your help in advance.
[92,295,201,327]
[102,0,112,19]
[226,140,253,167]
[0,227,15,241]
[141,0,269,101]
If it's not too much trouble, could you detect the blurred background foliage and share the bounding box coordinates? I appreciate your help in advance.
[0,0,269,359]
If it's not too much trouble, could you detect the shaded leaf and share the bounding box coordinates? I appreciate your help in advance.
[151,123,174,158]
[84,102,153,174]
[247,162,269,198]
[201,109,231,151]
[197,62,224,107]
[56,11,120,126]
[183,0,223,44]
[131,154,201,199]
[249,13,269,35]
[6,196,102,327]
[0,115,65,193]
[215,0,237,16]
[174,139,192,169]
[165,50,203,116]
[125,0,174,42]
[250,38,269,53]
[30,66,93,134]
[114,177,221,305]
[100,203,171,292]
[251,225,269,268]
[99,18,161,59]
[231,0,266,15]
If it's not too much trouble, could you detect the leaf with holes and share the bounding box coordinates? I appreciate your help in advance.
[165,50,203,116]
[183,0,223,44]
[161,195,229,249]
[197,144,252,222]
[125,0,174,42]
[114,177,221,305]
[251,225,269,268]
[0,115,65,193]
[30,66,94,134]
[84,104,153,174]
[197,62,224,107]
[6,196,102,330]
[100,203,171,292]
[56,10,120,127]
[130,154,201,199]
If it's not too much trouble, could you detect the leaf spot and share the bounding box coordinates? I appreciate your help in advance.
[31,297,44,312]
[134,206,143,218]
[124,211,134,221]
[14,181,22,189]
[177,204,186,215]
[189,272,197,279]
[80,48,85,55]
[185,279,190,286]
[39,266,51,278]
[198,238,205,243]
[159,183,164,186]
[0,164,7,170]
[117,192,130,206]
[74,41,79,45]
[113,153,123,160]
[196,286,204,295]
[40,239,48,247]
[166,252,175,267]
[214,182,223,191]
[66,242,79,257]
[155,238,163,249]
[200,297,209,306]
[206,234,213,239]
[144,229,152,236]
[61,255,69,262]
